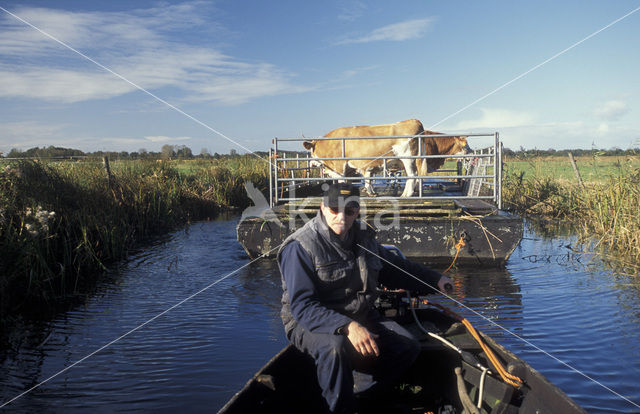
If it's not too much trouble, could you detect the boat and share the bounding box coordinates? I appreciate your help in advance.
[236,132,523,266]
[218,289,586,413]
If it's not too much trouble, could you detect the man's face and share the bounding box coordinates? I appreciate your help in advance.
[320,201,359,239]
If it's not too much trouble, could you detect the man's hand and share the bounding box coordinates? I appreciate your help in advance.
[437,275,453,293]
[345,321,379,357]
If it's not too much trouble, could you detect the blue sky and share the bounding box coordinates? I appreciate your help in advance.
[0,1,638,155]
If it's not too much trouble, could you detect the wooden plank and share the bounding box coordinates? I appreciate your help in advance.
[454,199,497,215]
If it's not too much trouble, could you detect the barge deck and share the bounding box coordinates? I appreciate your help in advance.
[237,196,522,265]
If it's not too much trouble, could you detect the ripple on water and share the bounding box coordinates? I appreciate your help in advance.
[2,218,640,412]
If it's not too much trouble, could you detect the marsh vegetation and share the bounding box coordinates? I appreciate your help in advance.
[503,154,640,267]
[0,156,268,329]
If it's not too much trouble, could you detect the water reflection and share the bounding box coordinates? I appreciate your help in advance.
[1,217,639,413]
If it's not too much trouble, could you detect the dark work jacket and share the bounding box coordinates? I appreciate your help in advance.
[278,211,442,336]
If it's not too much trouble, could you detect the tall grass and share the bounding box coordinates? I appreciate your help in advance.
[0,157,268,326]
[580,168,640,264]
[503,157,640,266]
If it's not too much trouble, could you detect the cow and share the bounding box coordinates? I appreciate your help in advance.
[302,119,471,197]
[418,130,471,174]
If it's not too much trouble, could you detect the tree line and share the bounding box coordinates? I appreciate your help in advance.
[2,144,637,160]
[2,145,269,160]
[503,147,639,158]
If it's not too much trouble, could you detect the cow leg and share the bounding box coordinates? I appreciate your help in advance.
[363,169,377,196]
[392,139,417,197]
[399,158,417,197]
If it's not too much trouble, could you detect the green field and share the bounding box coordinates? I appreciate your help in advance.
[502,155,640,269]
[504,155,640,183]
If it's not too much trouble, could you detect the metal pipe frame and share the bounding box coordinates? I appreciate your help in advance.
[270,133,501,206]
[278,174,493,182]
[284,195,495,201]
[275,132,494,142]
[276,153,492,162]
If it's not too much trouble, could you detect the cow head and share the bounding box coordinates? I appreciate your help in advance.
[303,140,323,169]
[302,139,345,179]
[454,137,472,156]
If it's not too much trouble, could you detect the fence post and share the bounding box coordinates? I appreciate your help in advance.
[568,152,585,188]
[103,156,113,188]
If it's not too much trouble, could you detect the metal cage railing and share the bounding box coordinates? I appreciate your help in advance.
[269,132,502,209]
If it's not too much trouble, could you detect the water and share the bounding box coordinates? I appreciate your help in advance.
[1,217,639,413]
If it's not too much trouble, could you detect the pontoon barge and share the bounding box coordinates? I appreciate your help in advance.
[237,132,522,265]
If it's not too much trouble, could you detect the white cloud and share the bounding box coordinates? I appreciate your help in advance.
[0,2,210,56]
[0,66,135,102]
[0,3,304,105]
[0,121,68,150]
[0,121,96,153]
[337,18,435,44]
[454,108,536,130]
[446,119,638,151]
[593,100,629,120]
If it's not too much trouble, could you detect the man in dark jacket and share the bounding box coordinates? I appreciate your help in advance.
[278,183,452,413]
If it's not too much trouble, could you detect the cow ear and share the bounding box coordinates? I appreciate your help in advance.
[303,141,315,150]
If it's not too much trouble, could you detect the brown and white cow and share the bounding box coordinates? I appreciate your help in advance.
[417,130,471,175]
[303,119,471,197]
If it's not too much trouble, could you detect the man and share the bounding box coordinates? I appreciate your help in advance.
[278,183,452,413]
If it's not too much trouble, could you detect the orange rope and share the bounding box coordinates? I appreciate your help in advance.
[460,318,523,387]
[444,236,466,273]
[419,299,523,388]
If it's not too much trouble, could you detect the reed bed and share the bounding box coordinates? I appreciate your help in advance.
[503,156,640,266]
[0,157,269,326]
[579,168,640,265]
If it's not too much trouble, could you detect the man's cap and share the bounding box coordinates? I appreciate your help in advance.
[322,182,360,208]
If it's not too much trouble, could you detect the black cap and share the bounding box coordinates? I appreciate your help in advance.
[322,182,360,208]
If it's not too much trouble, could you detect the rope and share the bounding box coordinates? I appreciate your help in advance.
[419,298,524,388]
[444,236,466,273]
[478,367,489,409]
[455,367,480,414]
[461,317,523,387]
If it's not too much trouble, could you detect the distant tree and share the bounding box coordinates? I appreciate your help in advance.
[6,146,85,158]
[173,145,193,159]
[161,144,175,159]
[200,147,212,158]
[230,148,237,156]
[7,148,23,158]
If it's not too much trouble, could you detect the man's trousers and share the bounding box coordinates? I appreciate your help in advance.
[288,318,420,413]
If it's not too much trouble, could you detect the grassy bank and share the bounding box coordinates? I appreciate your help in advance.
[503,155,640,266]
[0,157,269,328]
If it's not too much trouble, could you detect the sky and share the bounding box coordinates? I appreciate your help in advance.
[0,0,639,156]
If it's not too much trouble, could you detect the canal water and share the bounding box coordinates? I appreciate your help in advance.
[1,215,639,413]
